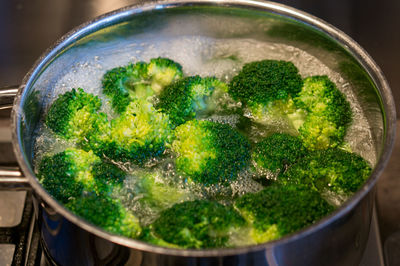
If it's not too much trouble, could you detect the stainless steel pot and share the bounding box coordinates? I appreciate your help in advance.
[0,1,396,265]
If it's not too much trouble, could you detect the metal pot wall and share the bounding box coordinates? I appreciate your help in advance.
[0,1,396,265]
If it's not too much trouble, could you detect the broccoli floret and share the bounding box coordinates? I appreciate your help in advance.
[281,148,371,194]
[156,76,229,127]
[234,184,334,243]
[45,88,107,141]
[248,97,308,134]
[228,60,305,133]
[229,60,303,106]
[294,75,352,150]
[38,148,126,204]
[129,169,193,213]
[66,194,141,238]
[102,58,183,113]
[151,200,246,248]
[102,61,151,113]
[253,133,307,174]
[172,120,251,185]
[91,160,127,193]
[147,57,184,94]
[100,99,172,164]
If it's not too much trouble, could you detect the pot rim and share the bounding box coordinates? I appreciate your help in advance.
[11,0,397,257]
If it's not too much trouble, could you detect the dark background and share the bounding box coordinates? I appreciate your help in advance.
[0,0,399,248]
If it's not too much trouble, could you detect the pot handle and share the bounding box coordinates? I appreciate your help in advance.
[0,85,30,190]
[0,85,19,110]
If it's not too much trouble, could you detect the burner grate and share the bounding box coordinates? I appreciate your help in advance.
[0,191,42,266]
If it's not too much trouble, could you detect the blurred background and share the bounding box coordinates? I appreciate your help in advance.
[0,0,399,254]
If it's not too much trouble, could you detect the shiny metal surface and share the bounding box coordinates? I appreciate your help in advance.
[2,0,397,265]
[0,86,19,111]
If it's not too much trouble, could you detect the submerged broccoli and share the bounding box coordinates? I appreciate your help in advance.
[129,169,193,213]
[228,60,305,133]
[234,184,334,243]
[45,88,108,142]
[66,194,141,238]
[38,148,126,204]
[147,57,184,94]
[172,120,251,185]
[100,98,172,164]
[39,148,139,238]
[102,57,183,113]
[281,148,371,194]
[151,200,246,248]
[156,76,230,127]
[102,61,150,113]
[253,133,307,174]
[139,227,180,248]
[295,75,352,150]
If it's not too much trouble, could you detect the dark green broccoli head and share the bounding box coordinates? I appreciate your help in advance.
[151,200,246,248]
[172,120,251,185]
[38,148,126,203]
[91,160,127,193]
[102,58,183,113]
[66,194,141,239]
[294,75,352,150]
[100,99,172,164]
[253,133,307,173]
[45,88,105,140]
[156,76,228,127]
[228,60,303,106]
[234,184,334,243]
[38,148,100,204]
[147,57,183,94]
[281,148,371,194]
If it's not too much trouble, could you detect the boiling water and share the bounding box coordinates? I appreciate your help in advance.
[33,35,377,244]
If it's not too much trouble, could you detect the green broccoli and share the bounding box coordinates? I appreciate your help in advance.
[126,169,193,215]
[100,98,172,164]
[91,160,127,193]
[38,148,126,204]
[156,76,231,127]
[294,75,352,150]
[139,227,180,248]
[102,58,183,113]
[228,60,305,133]
[248,97,308,134]
[281,148,371,194]
[234,184,334,243]
[102,61,150,113]
[38,148,139,237]
[229,60,303,105]
[172,120,251,185]
[252,133,307,174]
[151,200,246,248]
[147,57,184,94]
[45,88,108,142]
[66,194,141,238]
